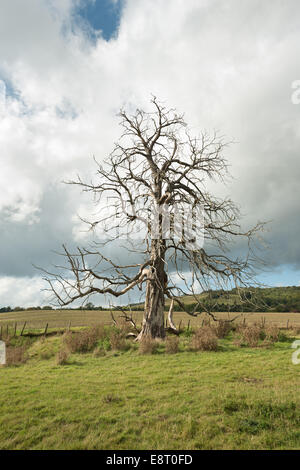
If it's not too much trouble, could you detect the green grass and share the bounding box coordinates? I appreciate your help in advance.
[0,333,299,449]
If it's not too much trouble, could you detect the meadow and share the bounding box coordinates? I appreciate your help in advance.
[0,312,299,450]
[1,308,300,333]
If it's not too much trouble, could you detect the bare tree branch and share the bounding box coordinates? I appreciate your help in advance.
[40,97,267,339]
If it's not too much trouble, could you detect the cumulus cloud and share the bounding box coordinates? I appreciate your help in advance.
[0,276,48,307]
[0,0,300,306]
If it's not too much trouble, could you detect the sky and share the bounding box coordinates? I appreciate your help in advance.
[77,0,123,40]
[0,0,300,308]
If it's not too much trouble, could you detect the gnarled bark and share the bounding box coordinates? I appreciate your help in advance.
[137,240,167,340]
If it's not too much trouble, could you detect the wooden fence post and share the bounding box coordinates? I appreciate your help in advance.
[20,322,26,336]
[44,323,48,336]
[14,322,17,337]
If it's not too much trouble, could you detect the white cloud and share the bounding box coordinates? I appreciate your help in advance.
[0,0,300,305]
[0,79,5,112]
[0,276,48,307]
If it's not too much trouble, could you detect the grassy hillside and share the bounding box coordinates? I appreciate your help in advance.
[155,286,300,313]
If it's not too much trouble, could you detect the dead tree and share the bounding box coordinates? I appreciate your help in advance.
[40,97,265,340]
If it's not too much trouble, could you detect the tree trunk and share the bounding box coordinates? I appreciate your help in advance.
[137,240,166,340]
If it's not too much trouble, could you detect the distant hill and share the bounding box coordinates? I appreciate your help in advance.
[1,286,299,314]
[129,286,300,313]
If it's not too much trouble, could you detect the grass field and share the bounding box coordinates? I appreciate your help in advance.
[0,324,300,450]
[1,309,300,332]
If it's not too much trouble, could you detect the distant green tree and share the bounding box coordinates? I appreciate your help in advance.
[0,306,11,313]
[86,302,95,310]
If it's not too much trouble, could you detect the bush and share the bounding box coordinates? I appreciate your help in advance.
[191,327,218,351]
[264,324,280,343]
[234,323,287,347]
[213,320,233,339]
[165,336,179,354]
[62,326,105,353]
[109,329,128,351]
[292,326,300,335]
[6,346,27,365]
[56,347,70,365]
[139,337,158,354]
[239,324,263,347]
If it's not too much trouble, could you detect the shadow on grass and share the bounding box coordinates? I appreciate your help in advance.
[56,359,85,367]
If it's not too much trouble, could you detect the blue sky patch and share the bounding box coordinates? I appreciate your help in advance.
[0,75,21,101]
[77,0,123,41]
